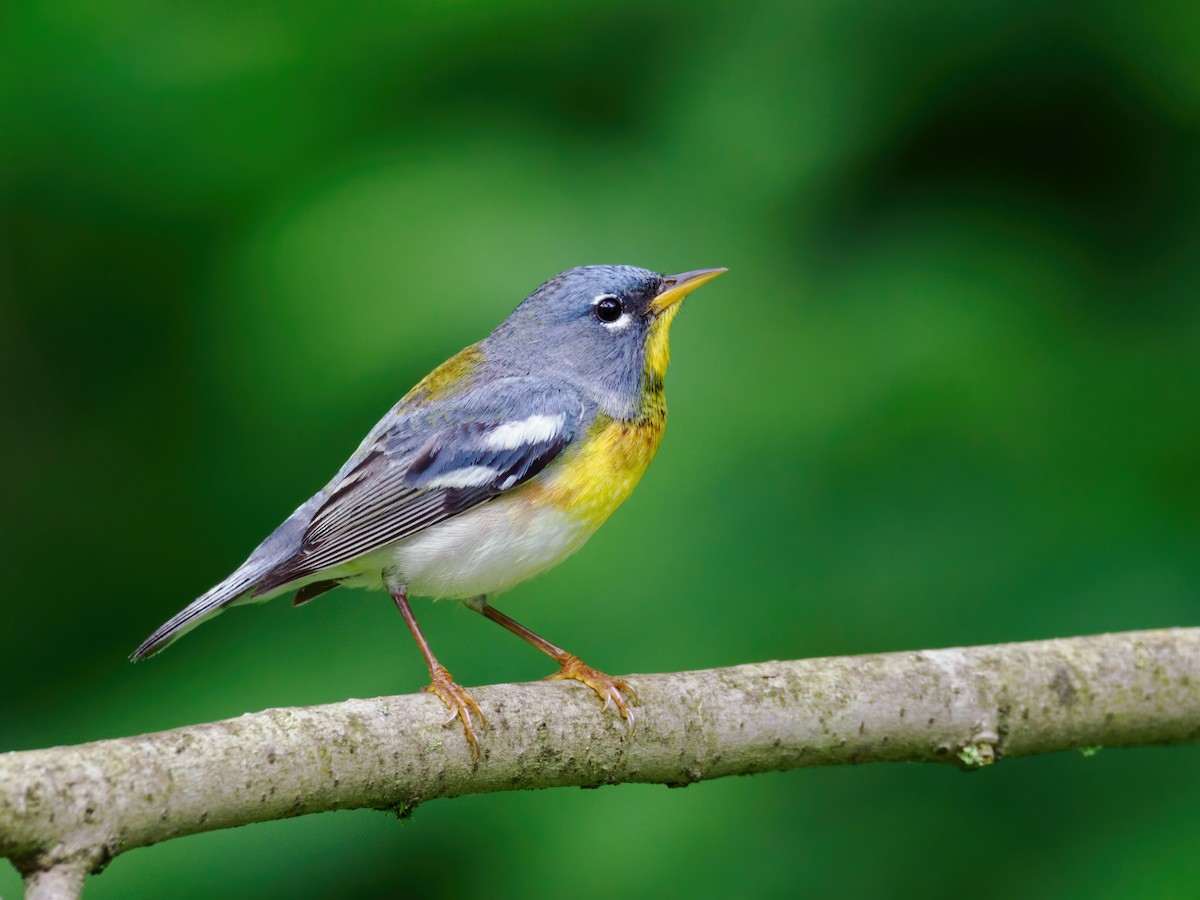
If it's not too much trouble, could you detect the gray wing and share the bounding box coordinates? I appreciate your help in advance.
[251,378,584,595]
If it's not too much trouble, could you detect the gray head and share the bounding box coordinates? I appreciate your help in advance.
[484,264,726,418]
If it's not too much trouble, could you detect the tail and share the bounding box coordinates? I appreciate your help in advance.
[129,564,267,661]
[130,496,322,661]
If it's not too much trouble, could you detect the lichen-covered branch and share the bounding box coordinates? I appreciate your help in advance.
[4,628,1199,898]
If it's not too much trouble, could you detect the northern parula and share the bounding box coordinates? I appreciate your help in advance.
[133,264,727,755]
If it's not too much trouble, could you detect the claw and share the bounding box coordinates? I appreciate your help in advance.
[546,654,637,733]
[424,664,485,760]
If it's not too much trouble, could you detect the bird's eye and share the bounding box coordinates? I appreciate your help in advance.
[594,296,623,323]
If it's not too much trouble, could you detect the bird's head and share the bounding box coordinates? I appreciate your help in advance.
[487,264,726,418]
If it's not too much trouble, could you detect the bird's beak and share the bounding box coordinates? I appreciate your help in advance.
[649,267,728,316]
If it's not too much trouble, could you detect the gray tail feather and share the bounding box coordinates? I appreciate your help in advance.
[130,565,266,661]
[130,497,321,662]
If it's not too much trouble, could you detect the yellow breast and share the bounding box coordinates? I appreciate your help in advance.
[525,310,678,526]
[525,405,666,527]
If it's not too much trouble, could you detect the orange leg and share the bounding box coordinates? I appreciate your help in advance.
[390,584,484,759]
[478,603,638,728]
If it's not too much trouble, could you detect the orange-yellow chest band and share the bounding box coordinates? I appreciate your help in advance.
[528,407,665,525]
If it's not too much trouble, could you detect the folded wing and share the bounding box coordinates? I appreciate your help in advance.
[252,378,584,595]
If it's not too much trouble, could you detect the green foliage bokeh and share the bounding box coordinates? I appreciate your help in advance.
[4,2,1199,897]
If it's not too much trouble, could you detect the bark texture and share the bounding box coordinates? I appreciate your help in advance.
[3,628,1199,897]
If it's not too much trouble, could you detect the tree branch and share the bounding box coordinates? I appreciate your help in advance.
[4,628,1199,897]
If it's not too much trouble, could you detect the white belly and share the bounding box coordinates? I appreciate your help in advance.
[347,496,594,600]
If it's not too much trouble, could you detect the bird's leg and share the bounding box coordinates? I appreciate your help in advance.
[476,600,638,727]
[389,583,484,758]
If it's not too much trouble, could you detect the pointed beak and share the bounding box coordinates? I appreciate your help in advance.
[648,267,728,316]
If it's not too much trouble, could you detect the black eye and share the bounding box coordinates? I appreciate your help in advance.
[594,296,623,323]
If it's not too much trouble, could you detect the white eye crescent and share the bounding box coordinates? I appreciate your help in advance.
[592,294,630,329]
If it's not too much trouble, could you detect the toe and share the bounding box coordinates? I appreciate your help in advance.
[424,666,485,759]
[547,656,637,730]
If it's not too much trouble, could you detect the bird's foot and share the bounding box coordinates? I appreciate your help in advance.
[546,654,638,731]
[423,664,485,760]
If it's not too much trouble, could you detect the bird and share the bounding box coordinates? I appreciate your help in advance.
[132,263,727,756]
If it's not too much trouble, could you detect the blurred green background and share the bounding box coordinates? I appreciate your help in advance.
[4,1,1200,897]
